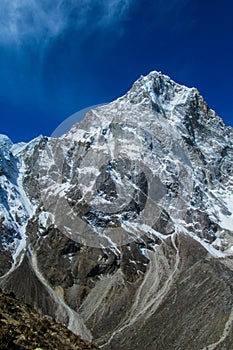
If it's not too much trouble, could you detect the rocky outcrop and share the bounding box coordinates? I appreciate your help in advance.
[0,71,233,349]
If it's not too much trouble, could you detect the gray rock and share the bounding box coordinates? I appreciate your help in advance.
[0,71,232,349]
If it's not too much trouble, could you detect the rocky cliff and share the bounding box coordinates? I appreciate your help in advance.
[0,71,233,349]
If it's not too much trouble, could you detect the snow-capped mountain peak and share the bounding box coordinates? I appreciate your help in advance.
[0,71,232,349]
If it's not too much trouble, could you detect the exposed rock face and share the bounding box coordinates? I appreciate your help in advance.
[0,71,233,349]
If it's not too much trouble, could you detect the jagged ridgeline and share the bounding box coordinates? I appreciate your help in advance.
[0,71,233,350]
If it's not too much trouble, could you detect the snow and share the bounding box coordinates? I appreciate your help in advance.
[206,189,233,231]
[11,142,27,157]
[0,140,38,278]
[0,134,13,155]
[219,211,233,231]
[218,193,233,230]
[143,71,193,121]
[1,69,233,262]
[7,157,36,270]
[38,211,54,228]
[174,219,230,258]
[78,166,100,176]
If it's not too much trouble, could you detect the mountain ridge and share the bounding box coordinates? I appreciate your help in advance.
[0,70,232,349]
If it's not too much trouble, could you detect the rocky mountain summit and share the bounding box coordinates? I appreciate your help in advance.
[0,71,233,349]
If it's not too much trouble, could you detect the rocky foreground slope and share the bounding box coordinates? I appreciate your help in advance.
[0,289,99,350]
[0,71,233,349]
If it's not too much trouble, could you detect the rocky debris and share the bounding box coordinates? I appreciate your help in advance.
[0,288,99,350]
[103,234,233,350]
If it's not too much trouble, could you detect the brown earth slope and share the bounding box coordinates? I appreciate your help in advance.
[0,289,99,350]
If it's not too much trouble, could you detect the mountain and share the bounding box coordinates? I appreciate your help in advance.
[0,71,233,349]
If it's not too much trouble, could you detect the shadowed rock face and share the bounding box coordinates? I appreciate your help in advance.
[0,71,233,349]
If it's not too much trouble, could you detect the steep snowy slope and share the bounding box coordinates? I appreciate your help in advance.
[0,135,37,275]
[0,71,232,349]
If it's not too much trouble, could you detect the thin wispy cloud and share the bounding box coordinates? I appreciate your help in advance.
[0,0,134,49]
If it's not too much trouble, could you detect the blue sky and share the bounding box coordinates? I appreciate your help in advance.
[0,0,232,142]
